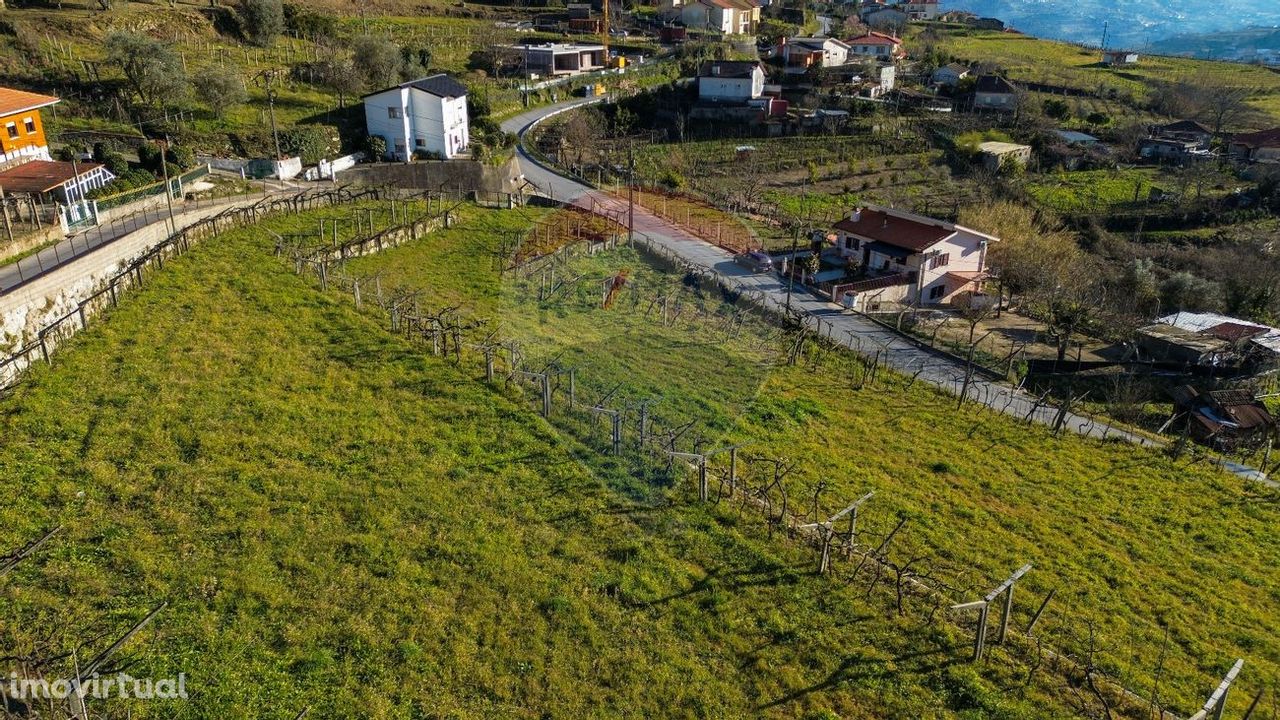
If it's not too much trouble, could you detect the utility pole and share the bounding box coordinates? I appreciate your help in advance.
[254,69,285,164]
[785,228,798,313]
[627,139,635,242]
[159,134,177,235]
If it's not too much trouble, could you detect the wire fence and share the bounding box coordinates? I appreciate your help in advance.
[0,185,382,392]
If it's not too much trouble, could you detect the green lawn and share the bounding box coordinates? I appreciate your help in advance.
[351,205,1280,717]
[933,28,1280,127]
[1,194,1276,717]
[1,201,1092,719]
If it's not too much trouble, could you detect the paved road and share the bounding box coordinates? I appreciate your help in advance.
[503,101,1280,483]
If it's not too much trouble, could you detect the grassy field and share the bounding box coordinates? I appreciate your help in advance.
[932,27,1280,127]
[348,205,1280,717]
[0,200,1109,720]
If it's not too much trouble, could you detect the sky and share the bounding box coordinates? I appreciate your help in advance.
[941,0,1280,49]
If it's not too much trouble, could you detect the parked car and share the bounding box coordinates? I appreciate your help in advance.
[609,28,629,37]
[735,250,774,273]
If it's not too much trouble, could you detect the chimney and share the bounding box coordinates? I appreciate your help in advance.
[712,64,721,75]
[850,207,862,222]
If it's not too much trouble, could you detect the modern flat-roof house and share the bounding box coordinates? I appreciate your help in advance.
[829,205,998,308]
[846,32,905,61]
[780,37,851,69]
[681,0,760,35]
[0,86,60,171]
[697,60,765,102]
[511,43,607,78]
[0,160,114,204]
[978,141,1031,171]
[363,74,470,162]
[973,75,1020,111]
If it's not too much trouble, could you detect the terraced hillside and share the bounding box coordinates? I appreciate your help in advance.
[1,201,1276,719]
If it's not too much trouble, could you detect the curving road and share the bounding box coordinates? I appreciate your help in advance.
[510,102,1266,477]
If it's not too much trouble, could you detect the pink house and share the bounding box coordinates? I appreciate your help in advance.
[830,205,998,309]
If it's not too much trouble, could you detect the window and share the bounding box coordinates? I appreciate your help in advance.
[23,118,35,134]
[415,138,425,148]
[5,123,16,139]
[928,253,950,270]
[929,285,945,300]
[388,106,402,119]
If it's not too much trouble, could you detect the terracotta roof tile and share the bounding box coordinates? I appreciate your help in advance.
[0,86,59,117]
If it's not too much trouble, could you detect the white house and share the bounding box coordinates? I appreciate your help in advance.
[780,37,851,69]
[697,60,766,102]
[681,0,760,35]
[363,75,470,162]
[847,32,905,61]
[830,205,998,307]
[511,43,607,77]
[900,0,940,20]
[930,62,970,87]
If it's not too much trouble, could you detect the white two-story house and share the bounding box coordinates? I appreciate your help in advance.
[363,74,470,162]
[681,0,760,35]
[830,205,998,308]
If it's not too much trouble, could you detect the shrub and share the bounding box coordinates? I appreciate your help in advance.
[364,136,387,161]
[238,0,284,47]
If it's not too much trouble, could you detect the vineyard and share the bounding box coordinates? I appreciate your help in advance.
[934,29,1280,127]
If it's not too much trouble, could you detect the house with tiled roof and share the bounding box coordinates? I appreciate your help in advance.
[973,75,1020,111]
[780,37,851,69]
[828,205,998,308]
[1228,127,1280,163]
[0,86,59,171]
[697,60,766,101]
[846,31,905,61]
[0,86,115,205]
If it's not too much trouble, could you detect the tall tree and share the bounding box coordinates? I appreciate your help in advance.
[104,32,188,106]
[192,66,248,116]
[352,35,402,92]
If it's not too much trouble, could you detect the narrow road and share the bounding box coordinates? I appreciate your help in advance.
[504,101,1272,482]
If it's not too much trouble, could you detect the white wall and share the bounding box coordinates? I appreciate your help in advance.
[408,89,469,159]
[364,87,412,160]
[698,67,764,101]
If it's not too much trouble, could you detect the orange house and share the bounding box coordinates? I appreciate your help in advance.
[0,86,59,169]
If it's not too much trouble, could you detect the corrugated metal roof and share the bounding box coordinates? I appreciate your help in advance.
[1158,312,1280,354]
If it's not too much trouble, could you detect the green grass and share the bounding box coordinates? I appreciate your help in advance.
[1024,168,1161,212]
[0,201,1099,719]
[3,196,1278,717]
[350,206,1280,716]
[933,28,1280,127]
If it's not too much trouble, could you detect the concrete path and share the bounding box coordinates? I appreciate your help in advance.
[503,99,1278,485]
